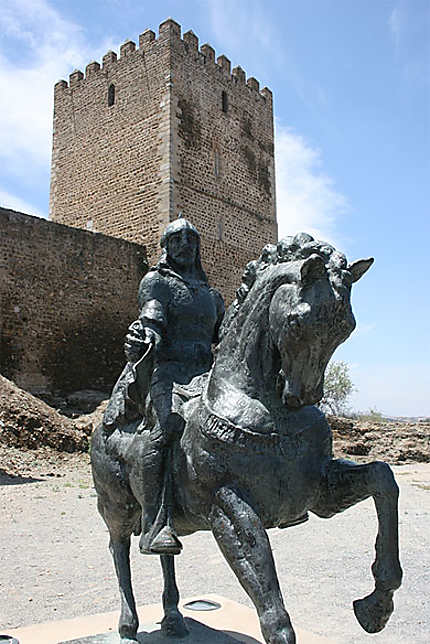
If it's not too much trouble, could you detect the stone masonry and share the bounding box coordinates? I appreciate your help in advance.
[50,19,278,302]
[1,208,147,393]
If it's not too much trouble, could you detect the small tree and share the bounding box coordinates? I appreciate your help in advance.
[319,360,355,416]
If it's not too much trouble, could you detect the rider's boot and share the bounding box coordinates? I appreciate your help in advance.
[150,525,182,555]
[139,506,160,555]
[139,414,184,555]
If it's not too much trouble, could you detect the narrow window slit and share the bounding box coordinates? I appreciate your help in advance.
[108,84,115,107]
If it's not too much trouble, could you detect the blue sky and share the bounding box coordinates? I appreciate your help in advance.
[1,0,429,415]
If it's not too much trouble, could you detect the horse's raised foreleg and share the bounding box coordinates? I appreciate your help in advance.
[210,486,295,644]
[159,554,188,637]
[312,459,403,633]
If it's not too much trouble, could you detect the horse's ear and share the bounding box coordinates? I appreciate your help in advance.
[301,254,326,284]
[348,258,374,283]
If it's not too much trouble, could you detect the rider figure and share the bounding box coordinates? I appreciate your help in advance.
[124,217,225,554]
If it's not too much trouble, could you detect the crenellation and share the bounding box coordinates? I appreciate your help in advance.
[85,61,100,78]
[217,55,231,74]
[159,18,181,40]
[69,69,83,87]
[200,43,215,62]
[183,30,198,51]
[139,29,156,49]
[260,87,273,106]
[247,77,260,92]
[102,50,118,68]
[120,40,136,57]
[232,65,246,83]
[54,79,68,93]
[50,17,277,304]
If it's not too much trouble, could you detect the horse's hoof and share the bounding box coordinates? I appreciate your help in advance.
[261,617,296,644]
[119,618,138,642]
[161,612,189,638]
[353,589,394,633]
[269,627,296,644]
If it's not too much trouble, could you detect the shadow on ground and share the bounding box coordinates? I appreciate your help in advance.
[60,617,261,643]
[0,468,43,485]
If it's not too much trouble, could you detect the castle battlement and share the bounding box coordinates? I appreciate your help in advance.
[50,17,277,304]
[54,18,272,107]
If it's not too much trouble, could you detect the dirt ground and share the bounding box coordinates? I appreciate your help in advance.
[1,449,429,644]
[1,377,430,643]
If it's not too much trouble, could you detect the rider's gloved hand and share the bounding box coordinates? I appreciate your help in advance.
[124,321,161,363]
[143,327,162,349]
[124,320,145,363]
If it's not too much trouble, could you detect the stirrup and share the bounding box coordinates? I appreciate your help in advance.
[150,525,183,555]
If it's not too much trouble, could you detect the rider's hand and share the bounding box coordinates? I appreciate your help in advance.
[143,327,162,350]
[124,321,161,363]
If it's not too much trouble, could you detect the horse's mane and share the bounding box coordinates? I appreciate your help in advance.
[219,232,348,341]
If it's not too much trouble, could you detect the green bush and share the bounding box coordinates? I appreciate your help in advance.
[356,407,384,422]
[318,360,355,416]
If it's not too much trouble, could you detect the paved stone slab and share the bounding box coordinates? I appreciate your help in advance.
[61,617,241,642]
[8,595,336,644]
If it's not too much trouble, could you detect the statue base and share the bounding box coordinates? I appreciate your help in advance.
[59,617,239,642]
[7,594,336,644]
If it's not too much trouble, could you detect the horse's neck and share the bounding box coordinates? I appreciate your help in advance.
[205,317,279,432]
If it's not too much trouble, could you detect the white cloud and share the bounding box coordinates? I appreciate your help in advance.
[388,2,429,84]
[275,123,348,245]
[0,0,114,175]
[388,7,402,50]
[0,188,46,218]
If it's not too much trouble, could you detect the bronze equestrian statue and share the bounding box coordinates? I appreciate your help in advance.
[92,222,402,644]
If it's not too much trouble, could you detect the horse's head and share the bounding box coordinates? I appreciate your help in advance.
[266,233,373,409]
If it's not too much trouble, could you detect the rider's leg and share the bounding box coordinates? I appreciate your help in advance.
[311,458,402,633]
[139,379,183,555]
[210,486,296,644]
[138,432,164,553]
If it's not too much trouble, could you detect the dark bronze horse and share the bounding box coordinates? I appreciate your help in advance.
[92,234,402,643]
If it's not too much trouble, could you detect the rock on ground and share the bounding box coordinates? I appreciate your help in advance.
[329,415,430,464]
[0,375,91,453]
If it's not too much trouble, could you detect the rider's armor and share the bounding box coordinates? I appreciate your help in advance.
[130,261,224,553]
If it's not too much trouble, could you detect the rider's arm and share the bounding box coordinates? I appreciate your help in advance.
[125,271,170,362]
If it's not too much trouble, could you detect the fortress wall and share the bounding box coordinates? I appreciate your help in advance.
[50,29,171,263]
[50,19,277,303]
[170,28,277,300]
[0,208,147,393]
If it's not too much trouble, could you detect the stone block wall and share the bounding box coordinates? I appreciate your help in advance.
[50,19,277,303]
[50,26,172,263]
[0,208,147,393]
[170,24,277,300]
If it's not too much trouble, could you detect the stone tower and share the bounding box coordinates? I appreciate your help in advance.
[50,19,277,302]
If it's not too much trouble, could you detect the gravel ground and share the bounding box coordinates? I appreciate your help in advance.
[0,449,429,643]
